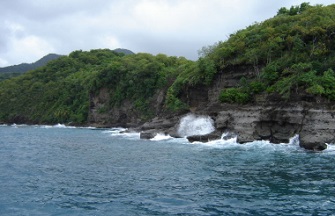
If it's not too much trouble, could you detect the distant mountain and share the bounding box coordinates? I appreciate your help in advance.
[113,48,135,55]
[0,50,134,74]
[0,54,63,74]
[0,49,134,82]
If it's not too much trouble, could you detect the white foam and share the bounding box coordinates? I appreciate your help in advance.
[40,125,53,129]
[150,133,173,141]
[324,143,335,154]
[118,132,140,139]
[54,123,69,128]
[102,127,128,134]
[40,124,76,129]
[105,128,140,139]
[187,134,304,152]
[83,126,97,129]
[10,123,29,128]
[177,114,215,137]
[288,134,300,146]
[191,136,238,149]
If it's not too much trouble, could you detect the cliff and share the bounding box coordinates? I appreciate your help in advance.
[87,4,335,151]
[88,64,334,151]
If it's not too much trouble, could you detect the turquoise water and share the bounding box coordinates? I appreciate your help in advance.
[0,124,335,215]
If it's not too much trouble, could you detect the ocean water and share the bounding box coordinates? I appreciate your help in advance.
[1,124,335,216]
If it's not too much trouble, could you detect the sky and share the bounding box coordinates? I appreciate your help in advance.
[1,0,334,66]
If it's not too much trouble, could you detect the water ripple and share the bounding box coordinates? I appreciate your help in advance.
[1,126,335,215]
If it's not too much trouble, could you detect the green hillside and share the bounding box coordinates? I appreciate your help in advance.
[0,49,192,124]
[0,54,62,82]
[0,54,62,74]
[0,3,335,125]
[201,3,335,102]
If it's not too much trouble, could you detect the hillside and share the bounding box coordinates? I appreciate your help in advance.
[0,3,335,150]
[0,54,62,74]
[0,54,62,81]
[0,49,191,124]
[0,48,133,82]
[113,48,135,55]
[193,2,335,103]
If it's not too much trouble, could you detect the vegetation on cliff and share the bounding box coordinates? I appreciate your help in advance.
[0,49,192,124]
[0,3,335,124]
[201,3,335,103]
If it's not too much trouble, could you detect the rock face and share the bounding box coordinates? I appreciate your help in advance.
[89,65,335,151]
[89,88,169,128]
[136,102,335,151]
[211,104,335,149]
[299,108,335,150]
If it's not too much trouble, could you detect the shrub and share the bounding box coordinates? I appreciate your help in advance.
[219,88,250,104]
[249,81,266,94]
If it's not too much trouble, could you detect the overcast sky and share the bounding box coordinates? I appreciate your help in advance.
[1,0,334,66]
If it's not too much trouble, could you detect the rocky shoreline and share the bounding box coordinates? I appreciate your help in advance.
[132,103,333,151]
[88,66,335,152]
[3,102,333,151]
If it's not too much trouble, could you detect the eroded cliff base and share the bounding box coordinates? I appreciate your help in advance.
[133,101,335,151]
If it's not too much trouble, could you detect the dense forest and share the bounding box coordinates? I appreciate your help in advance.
[202,2,335,103]
[0,3,334,125]
[0,49,194,124]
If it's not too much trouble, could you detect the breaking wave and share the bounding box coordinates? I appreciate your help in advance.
[177,114,215,137]
[150,133,173,141]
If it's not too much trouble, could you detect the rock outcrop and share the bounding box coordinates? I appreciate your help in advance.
[187,131,222,143]
[210,103,335,149]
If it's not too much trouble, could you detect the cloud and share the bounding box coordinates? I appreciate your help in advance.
[1,20,55,65]
[0,0,334,66]
[100,35,122,49]
[10,35,55,63]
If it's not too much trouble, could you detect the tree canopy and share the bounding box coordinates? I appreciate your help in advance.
[0,49,192,124]
[198,3,335,103]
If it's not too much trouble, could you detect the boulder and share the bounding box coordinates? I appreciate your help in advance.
[299,142,328,151]
[313,143,328,151]
[187,131,222,143]
[140,130,157,139]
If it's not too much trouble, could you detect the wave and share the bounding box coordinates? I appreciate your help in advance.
[3,123,97,130]
[39,123,99,129]
[39,123,98,129]
[105,129,300,151]
[150,133,173,141]
[324,143,335,154]
[8,123,328,154]
[101,127,127,133]
[104,128,140,139]
[40,123,76,129]
[11,123,29,128]
[177,114,215,137]
[188,134,300,150]
[107,128,296,147]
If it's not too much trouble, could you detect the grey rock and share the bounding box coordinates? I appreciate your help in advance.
[140,130,157,139]
[187,131,222,143]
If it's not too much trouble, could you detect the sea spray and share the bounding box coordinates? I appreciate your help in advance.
[177,114,215,137]
[150,133,173,141]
